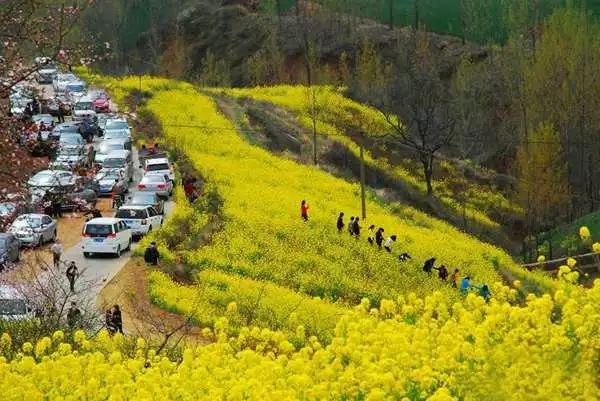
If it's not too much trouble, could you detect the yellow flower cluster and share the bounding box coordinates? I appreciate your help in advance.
[149,270,346,343]
[1,283,599,400]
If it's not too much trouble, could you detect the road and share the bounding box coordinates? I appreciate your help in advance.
[34,82,175,308]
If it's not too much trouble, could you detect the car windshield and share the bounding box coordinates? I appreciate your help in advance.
[98,172,120,181]
[75,102,92,110]
[0,204,16,216]
[90,92,107,100]
[30,172,56,185]
[0,239,6,248]
[0,299,27,316]
[99,143,123,154]
[14,216,41,227]
[58,148,81,156]
[116,209,147,219]
[60,135,82,144]
[33,115,53,124]
[144,175,165,183]
[58,74,76,82]
[105,121,128,130]
[106,132,129,140]
[84,224,112,235]
[103,158,125,168]
[130,193,155,204]
[147,163,169,171]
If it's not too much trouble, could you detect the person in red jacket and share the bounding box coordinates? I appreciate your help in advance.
[300,200,309,221]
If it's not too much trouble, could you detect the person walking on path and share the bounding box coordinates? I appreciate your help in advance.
[423,257,436,273]
[367,225,376,244]
[112,305,123,334]
[348,217,355,236]
[67,302,81,330]
[66,261,79,292]
[300,200,309,221]
[50,241,63,268]
[451,269,460,288]
[375,228,385,249]
[384,235,397,252]
[353,217,361,237]
[336,212,345,232]
[144,242,160,265]
[105,309,116,335]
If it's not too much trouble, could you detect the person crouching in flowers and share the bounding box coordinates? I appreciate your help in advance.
[375,228,385,249]
[450,269,460,288]
[367,225,376,244]
[384,235,397,252]
[300,200,309,221]
[460,276,472,294]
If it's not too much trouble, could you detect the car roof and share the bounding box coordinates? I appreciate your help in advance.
[141,174,167,181]
[0,285,22,299]
[33,114,53,119]
[145,158,169,165]
[85,217,121,224]
[130,191,158,197]
[106,149,130,157]
[76,95,94,102]
[101,138,127,145]
[118,205,148,210]
[0,233,14,239]
[16,213,46,219]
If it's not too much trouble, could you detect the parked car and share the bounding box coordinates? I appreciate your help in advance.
[144,157,175,182]
[50,121,81,141]
[88,90,110,113]
[9,93,31,116]
[115,205,162,237]
[27,170,78,189]
[50,147,91,169]
[81,217,132,258]
[72,96,97,121]
[102,150,133,182]
[8,214,57,247]
[65,80,86,100]
[36,62,58,84]
[96,113,118,135]
[95,139,128,165]
[52,73,77,93]
[138,174,173,199]
[0,234,20,269]
[0,286,34,321]
[126,191,165,214]
[0,202,20,229]
[62,188,98,212]
[103,129,132,150]
[104,118,131,136]
[95,169,128,197]
[32,114,55,138]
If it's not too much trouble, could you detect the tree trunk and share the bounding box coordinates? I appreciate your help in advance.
[422,154,434,196]
[388,0,393,30]
[414,0,420,30]
[312,112,317,165]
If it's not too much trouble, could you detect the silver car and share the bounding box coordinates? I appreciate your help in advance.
[0,234,20,269]
[138,174,173,199]
[9,214,57,247]
[28,170,78,189]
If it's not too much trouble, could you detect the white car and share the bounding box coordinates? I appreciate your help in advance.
[144,157,175,182]
[9,214,58,247]
[138,174,173,199]
[0,285,35,321]
[53,73,77,93]
[72,96,97,121]
[27,170,78,189]
[95,139,128,165]
[102,149,133,182]
[115,205,163,237]
[82,218,132,258]
[104,118,131,137]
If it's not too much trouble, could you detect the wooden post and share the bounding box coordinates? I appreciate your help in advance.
[360,143,366,220]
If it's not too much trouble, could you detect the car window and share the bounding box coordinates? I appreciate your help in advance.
[116,209,147,219]
[120,221,128,231]
[84,224,112,236]
[106,121,128,130]
[42,216,52,225]
[148,208,157,217]
[103,158,125,168]
[0,299,27,316]
[146,163,169,171]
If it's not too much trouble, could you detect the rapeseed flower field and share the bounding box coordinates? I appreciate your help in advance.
[1,282,598,400]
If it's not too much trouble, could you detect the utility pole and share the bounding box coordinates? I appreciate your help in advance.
[359,143,367,219]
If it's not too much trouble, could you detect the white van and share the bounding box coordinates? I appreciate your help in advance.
[0,285,35,321]
[144,157,175,182]
[115,205,163,237]
[102,149,133,182]
[81,217,132,257]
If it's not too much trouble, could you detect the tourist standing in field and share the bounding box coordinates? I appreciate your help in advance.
[337,212,345,232]
[144,242,160,265]
[423,257,436,273]
[375,228,384,249]
[112,305,123,334]
[105,309,116,335]
[301,200,309,221]
[478,285,491,302]
[451,269,460,288]
[384,235,397,252]
[367,225,376,244]
[436,265,449,281]
[354,217,361,237]
[348,217,355,235]
[460,276,472,294]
